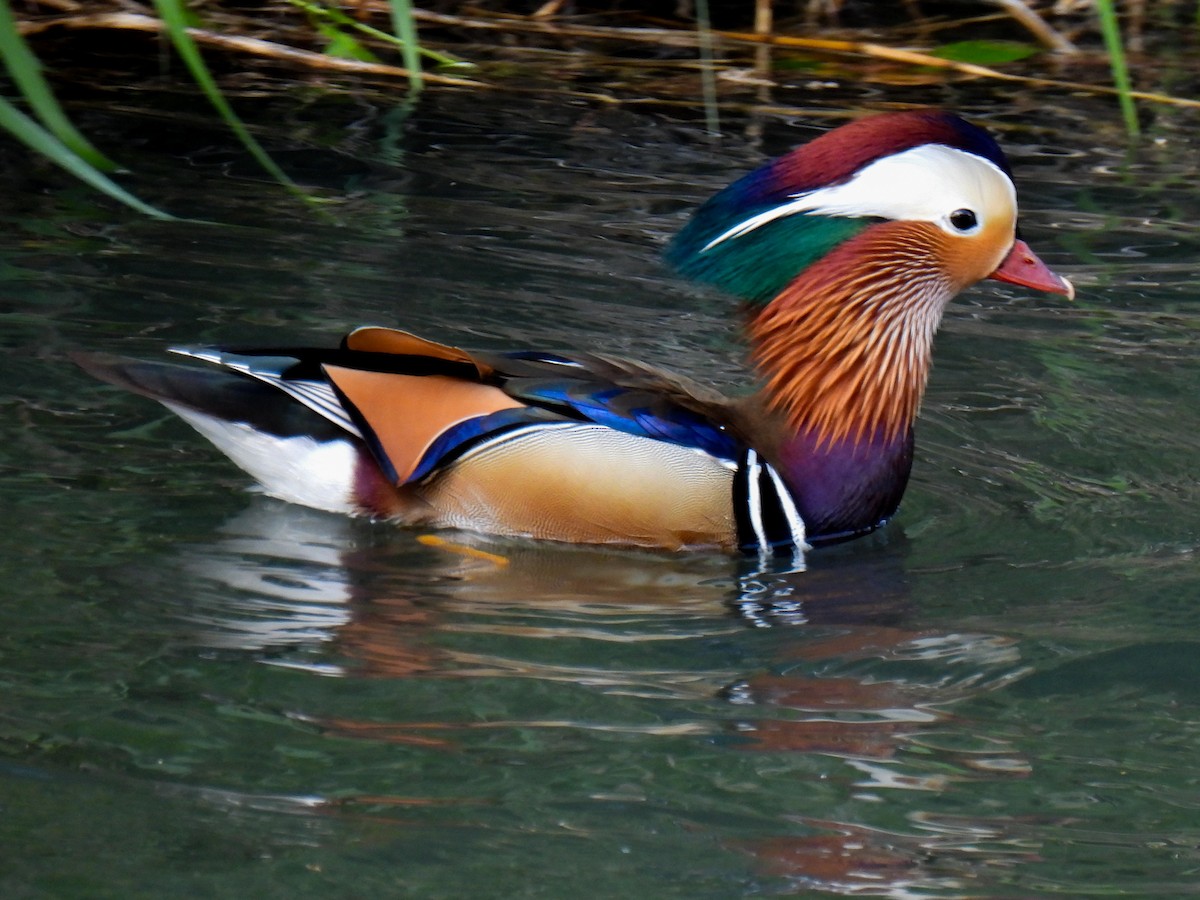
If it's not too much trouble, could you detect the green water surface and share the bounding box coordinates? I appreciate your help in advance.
[1,82,1199,898]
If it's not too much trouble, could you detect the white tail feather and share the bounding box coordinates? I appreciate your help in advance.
[165,403,360,515]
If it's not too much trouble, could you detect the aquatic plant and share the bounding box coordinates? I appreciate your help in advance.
[1094,0,1139,135]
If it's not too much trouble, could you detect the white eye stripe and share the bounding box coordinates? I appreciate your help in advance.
[702,145,1016,252]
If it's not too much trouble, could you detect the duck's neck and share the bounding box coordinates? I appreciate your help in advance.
[764,422,915,542]
[744,223,953,539]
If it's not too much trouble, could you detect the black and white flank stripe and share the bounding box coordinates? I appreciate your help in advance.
[733,449,809,557]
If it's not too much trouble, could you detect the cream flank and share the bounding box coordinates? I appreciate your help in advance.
[420,422,737,550]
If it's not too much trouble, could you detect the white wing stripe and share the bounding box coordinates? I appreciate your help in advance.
[169,347,362,438]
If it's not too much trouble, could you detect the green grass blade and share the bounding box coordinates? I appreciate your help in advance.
[0,95,174,219]
[151,0,304,192]
[286,0,470,69]
[386,0,424,91]
[693,0,720,135]
[313,20,381,62]
[1094,0,1139,136]
[0,0,118,170]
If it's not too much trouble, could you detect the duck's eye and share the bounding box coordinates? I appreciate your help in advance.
[949,208,979,232]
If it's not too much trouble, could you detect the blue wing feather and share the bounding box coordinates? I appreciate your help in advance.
[406,407,567,483]
[501,374,740,462]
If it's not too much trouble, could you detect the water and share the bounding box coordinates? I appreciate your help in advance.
[2,79,1199,897]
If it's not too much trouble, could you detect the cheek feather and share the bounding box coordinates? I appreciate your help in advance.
[746,222,962,447]
[940,217,1016,289]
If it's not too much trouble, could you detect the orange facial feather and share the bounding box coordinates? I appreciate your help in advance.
[746,220,1002,449]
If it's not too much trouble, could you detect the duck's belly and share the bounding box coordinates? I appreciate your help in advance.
[414,424,737,551]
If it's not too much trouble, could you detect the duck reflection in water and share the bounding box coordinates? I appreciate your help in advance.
[157,499,1040,896]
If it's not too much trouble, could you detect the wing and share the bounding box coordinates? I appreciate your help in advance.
[480,349,743,463]
[162,326,745,488]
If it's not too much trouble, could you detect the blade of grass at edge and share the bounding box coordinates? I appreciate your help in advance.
[0,0,118,170]
[152,0,305,194]
[287,0,469,70]
[0,96,175,219]
[386,0,424,91]
[693,0,719,135]
[1093,0,1139,136]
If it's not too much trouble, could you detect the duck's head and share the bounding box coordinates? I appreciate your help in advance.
[667,109,1072,305]
[666,110,1073,446]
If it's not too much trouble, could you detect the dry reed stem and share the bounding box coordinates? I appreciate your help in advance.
[409,8,1200,111]
[992,0,1076,52]
[17,5,1200,111]
[17,11,483,87]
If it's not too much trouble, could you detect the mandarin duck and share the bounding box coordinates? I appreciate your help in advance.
[77,110,1072,557]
